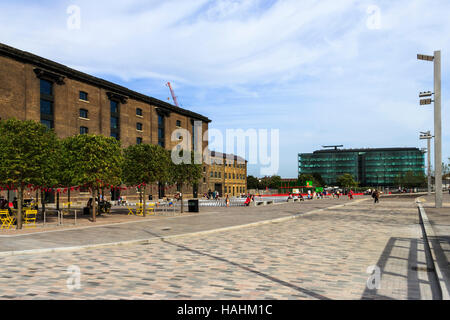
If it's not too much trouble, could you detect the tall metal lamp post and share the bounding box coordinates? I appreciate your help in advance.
[420,131,434,196]
[417,51,443,208]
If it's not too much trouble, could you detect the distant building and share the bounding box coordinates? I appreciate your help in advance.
[298,147,425,187]
[207,151,247,197]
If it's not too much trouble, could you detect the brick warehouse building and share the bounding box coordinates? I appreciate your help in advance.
[0,42,212,203]
[207,151,247,197]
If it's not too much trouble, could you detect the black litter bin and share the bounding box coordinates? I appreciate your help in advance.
[148,195,153,201]
[188,199,199,213]
[83,207,90,215]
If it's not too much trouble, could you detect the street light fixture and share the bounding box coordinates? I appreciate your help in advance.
[417,51,443,208]
[420,131,434,196]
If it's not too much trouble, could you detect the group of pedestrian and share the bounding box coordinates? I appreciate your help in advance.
[205,189,220,200]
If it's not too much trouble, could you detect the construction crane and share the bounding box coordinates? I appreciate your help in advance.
[166,82,179,107]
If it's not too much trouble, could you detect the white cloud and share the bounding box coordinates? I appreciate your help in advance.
[0,0,449,177]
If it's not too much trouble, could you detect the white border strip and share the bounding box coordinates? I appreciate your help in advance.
[417,199,450,300]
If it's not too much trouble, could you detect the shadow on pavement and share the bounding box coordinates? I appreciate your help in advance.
[141,227,330,300]
[361,237,440,300]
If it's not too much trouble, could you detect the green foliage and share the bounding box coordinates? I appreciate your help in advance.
[246,175,283,190]
[123,144,170,186]
[0,118,59,187]
[312,173,325,187]
[298,173,326,187]
[61,134,123,189]
[0,118,59,228]
[169,151,203,187]
[247,175,259,189]
[267,175,281,189]
[336,173,359,188]
[298,174,315,187]
[394,170,427,188]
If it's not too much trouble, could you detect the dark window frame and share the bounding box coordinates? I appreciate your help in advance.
[80,126,89,134]
[79,91,88,101]
[40,79,54,129]
[157,114,165,148]
[79,108,89,119]
[110,99,120,140]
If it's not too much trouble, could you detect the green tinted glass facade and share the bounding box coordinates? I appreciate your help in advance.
[299,148,425,187]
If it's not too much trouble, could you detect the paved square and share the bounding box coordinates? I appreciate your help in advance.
[0,196,442,299]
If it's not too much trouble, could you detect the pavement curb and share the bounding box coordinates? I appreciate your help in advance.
[0,199,367,257]
[416,200,450,300]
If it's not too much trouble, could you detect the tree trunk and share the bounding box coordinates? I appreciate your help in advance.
[41,190,46,218]
[56,192,60,211]
[17,185,23,230]
[180,182,184,213]
[143,185,146,217]
[92,188,97,222]
[68,189,71,211]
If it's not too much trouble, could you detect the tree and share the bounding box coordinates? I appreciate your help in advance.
[298,174,315,187]
[268,175,282,189]
[336,174,359,189]
[312,173,326,187]
[57,139,77,210]
[395,170,426,188]
[169,151,202,213]
[247,175,259,190]
[62,134,123,222]
[0,118,59,229]
[123,144,170,216]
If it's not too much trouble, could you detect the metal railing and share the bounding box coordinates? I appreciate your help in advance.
[43,209,78,226]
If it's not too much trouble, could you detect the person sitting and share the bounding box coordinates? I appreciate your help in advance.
[244,196,251,206]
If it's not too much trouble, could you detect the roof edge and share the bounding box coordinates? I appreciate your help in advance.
[0,42,211,123]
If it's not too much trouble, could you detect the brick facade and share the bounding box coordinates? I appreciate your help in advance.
[0,43,211,203]
[206,151,247,197]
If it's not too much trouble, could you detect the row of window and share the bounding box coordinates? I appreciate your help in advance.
[210,172,246,180]
[211,163,246,169]
[39,81,176,148]
[224,186,246,194]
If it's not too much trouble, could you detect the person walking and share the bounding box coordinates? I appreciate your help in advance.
[225,194,230,207]
[373,190,380,204]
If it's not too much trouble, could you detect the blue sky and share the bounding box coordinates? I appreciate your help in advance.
[0,0,449,177]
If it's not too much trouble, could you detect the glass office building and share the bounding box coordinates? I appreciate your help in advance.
[298,148,425,187]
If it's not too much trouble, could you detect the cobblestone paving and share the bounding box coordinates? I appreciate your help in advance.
[0,197,439,300]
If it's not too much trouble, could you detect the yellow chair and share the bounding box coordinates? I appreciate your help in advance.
[0,210,15,230]
[135,203,144,216]
[24,210,37,228]
[126,204,135,216]
[147,203,155,215]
